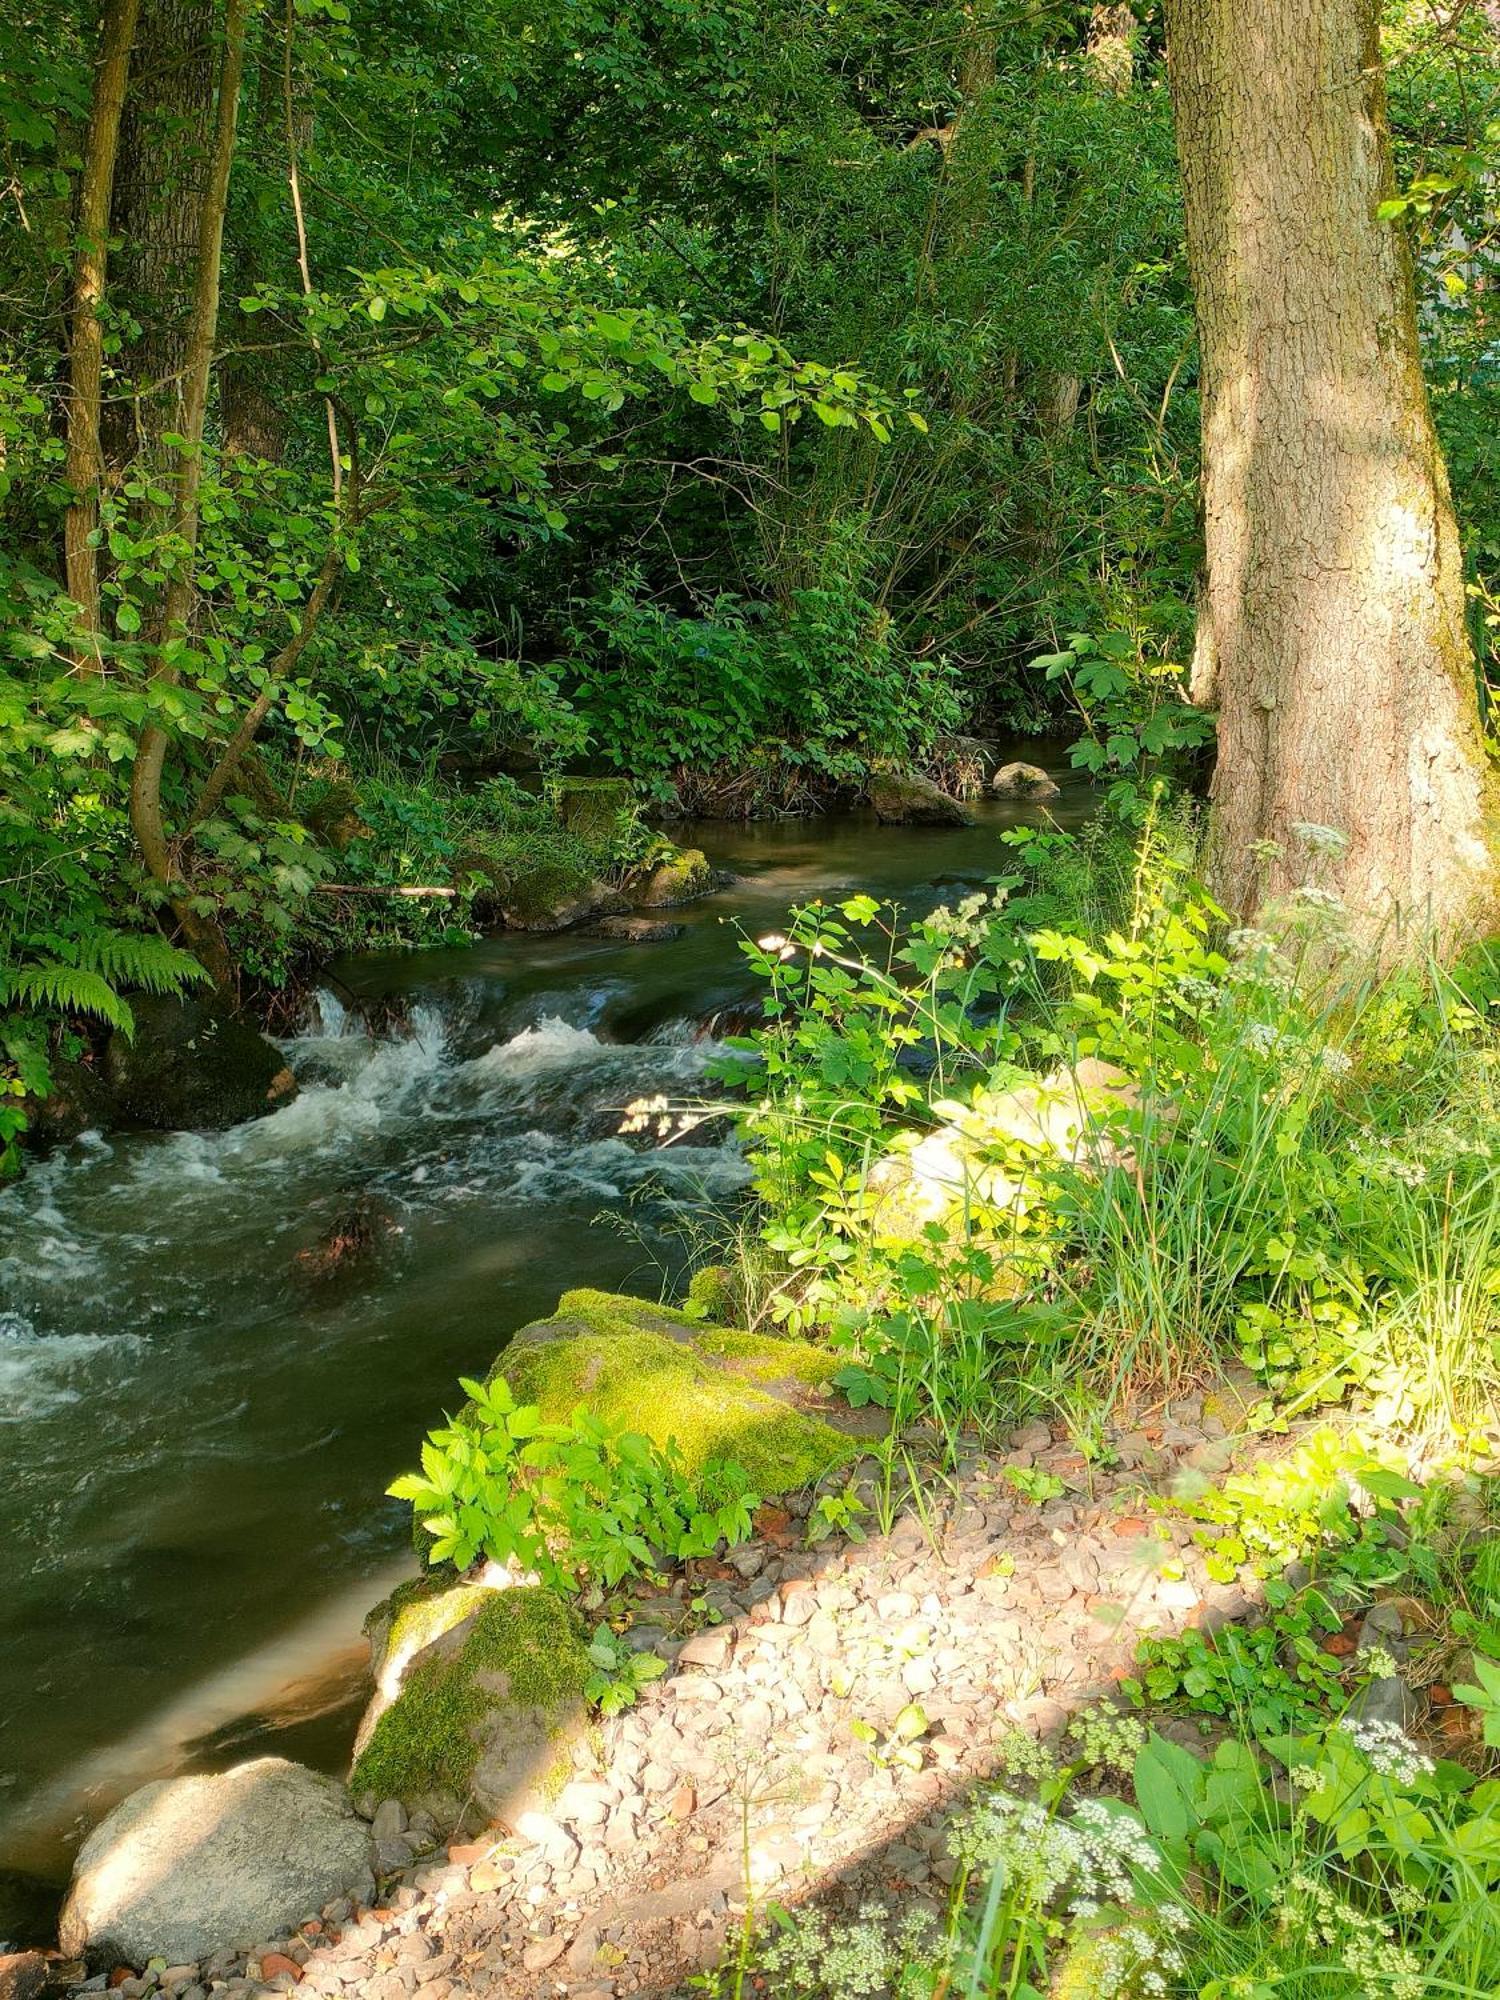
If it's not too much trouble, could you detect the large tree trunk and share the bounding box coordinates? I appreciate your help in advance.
[1165,0,1494,950]
[106,0,217,467]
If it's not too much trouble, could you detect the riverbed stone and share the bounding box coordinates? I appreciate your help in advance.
[0,1953,46,2000]
[58,1760,375,1970]
[628,850,716,908]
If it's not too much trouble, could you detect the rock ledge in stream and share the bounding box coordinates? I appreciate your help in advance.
[103,995,295,1133]
[58,1759,374,1968]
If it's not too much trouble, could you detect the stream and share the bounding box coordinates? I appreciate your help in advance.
[0,778,1094,1943]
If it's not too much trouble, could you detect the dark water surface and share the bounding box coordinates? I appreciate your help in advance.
[0,775,1094,1941]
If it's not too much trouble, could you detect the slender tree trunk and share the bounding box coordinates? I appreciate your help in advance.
[128,0,250,979]
[64,0,140,663]
[1165,0,1494,949]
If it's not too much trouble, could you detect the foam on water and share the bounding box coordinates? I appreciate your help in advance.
[0,1313,137,1421]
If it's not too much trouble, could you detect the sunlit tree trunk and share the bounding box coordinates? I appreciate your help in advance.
[64,0,140,663]
[1164,0,1495,950]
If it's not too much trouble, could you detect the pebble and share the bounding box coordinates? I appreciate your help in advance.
[85,1399,1284,2000]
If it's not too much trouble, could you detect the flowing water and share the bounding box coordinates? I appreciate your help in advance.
[0,781,1094,1942]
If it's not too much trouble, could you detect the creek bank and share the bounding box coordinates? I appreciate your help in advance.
[49,1278,1450,2000]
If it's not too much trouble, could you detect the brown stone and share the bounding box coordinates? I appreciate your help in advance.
[0,1954,47,2000]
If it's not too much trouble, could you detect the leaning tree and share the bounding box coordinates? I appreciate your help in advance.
[1163,0,1495,950]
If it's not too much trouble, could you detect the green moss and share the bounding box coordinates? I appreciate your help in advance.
[494,1290,855,1495]
[352,1586,587,1804]
[549,776,634,848]
[686,1264,732,1319]
[695,1325,838,1389]
[365,1572,486,1665]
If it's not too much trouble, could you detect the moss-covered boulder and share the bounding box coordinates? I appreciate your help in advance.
[550,776,634,848]
[500,857,628,932]
[868,771,975,826]
[350,1584,589,1835]
[628,847,717,908]
[493,1289,860,1493]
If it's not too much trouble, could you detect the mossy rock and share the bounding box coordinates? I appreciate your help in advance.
[549,777,635,849]
[629,847,717,908]
[500,855,628,932]
[350,1585,588,1833]
[493,1288,860,1494]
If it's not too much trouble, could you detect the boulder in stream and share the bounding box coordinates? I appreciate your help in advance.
[990,759,1061,799]
[628,848,718,908]
[58,1758,375,1969]
[103,994,295,1133]
[867,771,975,826]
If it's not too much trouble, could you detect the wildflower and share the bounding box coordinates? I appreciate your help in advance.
[1319,1045,1353,1076]
[1353,1644,1399,1681]
[1242,1021,1281,1056]
[1227,926,1276,958]
[755,933,797,960]
[1066,1706,1147,1774]
[1334,1716,1434,1785]
[1294,884,1346,915]
[1291,822,1350,858]
[1175,973,1219,1008]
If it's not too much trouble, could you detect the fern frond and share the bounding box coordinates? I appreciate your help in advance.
[63,930,208,995]
[0,963,135,1032]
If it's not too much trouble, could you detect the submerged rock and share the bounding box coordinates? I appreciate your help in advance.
[990,760,1060,798]
[350,1585,590,1837]
[58,1759,374,1968]
[102,995,295,1133]
[867,772,975,826]
[583,914,686,943]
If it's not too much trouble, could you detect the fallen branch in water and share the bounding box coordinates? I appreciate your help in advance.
[316,882,459,898]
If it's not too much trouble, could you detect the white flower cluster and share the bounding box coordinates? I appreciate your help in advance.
[1066,1707,1147,1775]
[1085,1910,1191,1999]
[1175,973,1220,1009]
[757,1899,942,1999]
[1319,1045,1353,1076]
[1242,1020,1282,1056]
[1290,822,1350,859]
[1279,1870,1425,2000]
[1334,1716,1435,1786]
[995,1725,1061,1786]
[926,890,995,948]
[949,1788,1164,1916]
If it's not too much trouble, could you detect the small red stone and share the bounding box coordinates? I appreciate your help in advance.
[258,1955,302,1984]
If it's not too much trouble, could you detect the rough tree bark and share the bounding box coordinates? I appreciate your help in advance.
[106,0,217,467]
[1164,0,1495,950]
